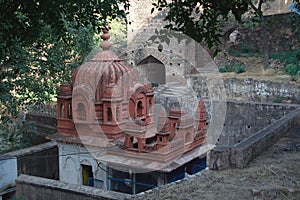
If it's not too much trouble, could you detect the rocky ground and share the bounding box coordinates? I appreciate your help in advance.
[133,123,300,200]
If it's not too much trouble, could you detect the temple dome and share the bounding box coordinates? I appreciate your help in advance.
[72,25,133,100]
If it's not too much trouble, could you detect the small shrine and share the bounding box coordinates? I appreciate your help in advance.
[52,25,208,194]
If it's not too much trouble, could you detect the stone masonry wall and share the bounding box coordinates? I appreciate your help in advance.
[218,101,299,146]
[208,107,300,170]
[192,77,300,104]
[153,82,299,146]
[16,174,131,200]
[233,12,300,53]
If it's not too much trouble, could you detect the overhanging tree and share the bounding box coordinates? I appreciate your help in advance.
[0,0,129,117]
[153,0,300,65]
[0,0,130,152]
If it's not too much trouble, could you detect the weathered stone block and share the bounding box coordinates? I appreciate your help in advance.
[207,146,231,170]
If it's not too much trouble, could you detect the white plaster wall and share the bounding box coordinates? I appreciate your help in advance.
[0,157,17,191]
[58,143,107,189]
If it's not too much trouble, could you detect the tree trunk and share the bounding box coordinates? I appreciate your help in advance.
[261,17,270,66]
[249,0,270,66]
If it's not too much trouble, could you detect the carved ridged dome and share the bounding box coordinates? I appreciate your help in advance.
[72,25,132,99]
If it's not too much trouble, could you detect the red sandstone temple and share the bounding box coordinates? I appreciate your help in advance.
[52,26,207,193]
[56,26,206,155]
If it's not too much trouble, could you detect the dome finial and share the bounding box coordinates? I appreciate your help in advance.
[100,24,112,51]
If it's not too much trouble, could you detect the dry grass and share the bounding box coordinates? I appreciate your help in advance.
[134,125,300,200]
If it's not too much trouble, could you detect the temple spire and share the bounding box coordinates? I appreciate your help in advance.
[100,24,112,51]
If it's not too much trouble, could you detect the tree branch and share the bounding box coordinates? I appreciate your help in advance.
[248,0,259,13]
[258,0,264,11]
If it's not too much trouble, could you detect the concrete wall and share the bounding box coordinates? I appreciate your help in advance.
[5,141,59,180]
[208,107,300,170]
[16,174,131,200]
[0,156,17,191]
[26,113,57,134]
[58,143,107,189]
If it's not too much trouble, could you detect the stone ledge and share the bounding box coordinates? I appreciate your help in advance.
[16,174,131,200]
[5,141,57,157]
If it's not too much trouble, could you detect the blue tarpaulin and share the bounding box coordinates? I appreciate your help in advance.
[288,3,300,15]
[167,165,185,183]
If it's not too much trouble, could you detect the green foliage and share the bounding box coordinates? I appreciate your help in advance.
[0,1,129,149]
[0,20,95,116]
[151,83,159,88]
[270,49,300,76]
[273,98,281,103]
[152,0,250,55]
[0,0,129,46]
[295,0,300,9]
[82,18,127,62]
[284,64,300,76]
[228,42,261,57]
[219,64,235,73]
[108,18,127,53]
[271,50,300,64]
[0,0,129,118]
[152,0,286,56]
[7,193,26,200]
[219,63,246,74]
[152,0,300,64]
[234,63,246,74]
[289,12,300,33]
[242,14,262,30]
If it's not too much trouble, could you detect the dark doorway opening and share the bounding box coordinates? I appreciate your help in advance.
[82,164,93,186]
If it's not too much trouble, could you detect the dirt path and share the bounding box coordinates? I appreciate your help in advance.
[134,124,300,200]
